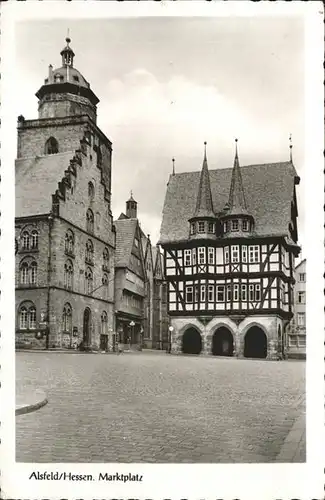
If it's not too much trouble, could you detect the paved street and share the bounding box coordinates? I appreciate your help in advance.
[16,351,305,463]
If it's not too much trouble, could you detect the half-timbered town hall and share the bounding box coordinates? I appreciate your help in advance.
[159,141,300,360]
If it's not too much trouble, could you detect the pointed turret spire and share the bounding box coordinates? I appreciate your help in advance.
[192,142,215,218]
[227,139,247,214]
[172,158,175,176]
[220,139,254,237]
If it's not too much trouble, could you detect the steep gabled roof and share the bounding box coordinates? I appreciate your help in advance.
[15,152,74,217]
[191,143,215,220]
[159,161,298,244]
[114,218,138,267]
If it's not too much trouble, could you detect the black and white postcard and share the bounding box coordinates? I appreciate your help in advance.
[0,2,324,499]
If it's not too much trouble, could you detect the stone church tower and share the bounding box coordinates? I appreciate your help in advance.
[15,37,115,350]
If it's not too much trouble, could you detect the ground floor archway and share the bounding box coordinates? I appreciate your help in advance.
[244,326,267,359]
[83,307,91,348]
[212,327,234,356]
[182,327,202,355]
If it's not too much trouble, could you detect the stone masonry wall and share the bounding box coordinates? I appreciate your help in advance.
[170,315,284,360]
[17,119,88,159]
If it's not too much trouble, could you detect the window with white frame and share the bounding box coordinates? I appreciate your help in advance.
[208,248,215,265]
[249,245,260,263]
[20,262,29,284]
[233,284,239,301]
[190,222,196,235]
[299,273,306,282]
[249,284,254,301]
[19,303,36,330]
[186,286,193,303]
[29,307,37,329]
[208,285,214,302]
[22,231,30,250]
[30,262,37,285]
[255,283,261,301]
[242,245,247,263]
[19,306,28,329]
[198,247,205,264]
[231,220,239,231]
[242,220,249,231]
[231,245,239,263]
[224,247,229,264]
[297,291,305,304]
[192,248,197,265]
[198,221,205,233]
[297,313,305,327]
[226,284,232,302]
[223,222,228,233]
[200,285,206,302]
[184,249,192,266]
[30,230,39,249]
[208,222,215,233]
[241,284,247,301]
[216,285,225,302]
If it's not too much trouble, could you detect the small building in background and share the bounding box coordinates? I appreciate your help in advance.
[288,259,306,359]
[114,195,168,351]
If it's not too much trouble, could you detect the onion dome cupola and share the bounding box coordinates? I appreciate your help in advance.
[188,142,217,240]
[126,191,138,219]
[35,36,99,122]
[220,139,254,237]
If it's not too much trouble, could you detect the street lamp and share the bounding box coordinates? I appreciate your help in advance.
[129,321,135,350]
[168,326,174,354]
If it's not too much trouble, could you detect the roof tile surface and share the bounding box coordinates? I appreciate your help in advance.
[159,162,297,244]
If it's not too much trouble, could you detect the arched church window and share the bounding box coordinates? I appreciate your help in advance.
[86,209,94,234]
[88,182,95,201]
[62,303,72,333]
[45,137,59,155]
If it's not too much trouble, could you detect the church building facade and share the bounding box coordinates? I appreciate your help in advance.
[159,141,300,360]
[15,38,115,350]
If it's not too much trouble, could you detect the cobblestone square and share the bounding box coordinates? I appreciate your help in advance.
[16,351,305,463]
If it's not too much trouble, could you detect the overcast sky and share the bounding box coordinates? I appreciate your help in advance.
[15,17,305,255]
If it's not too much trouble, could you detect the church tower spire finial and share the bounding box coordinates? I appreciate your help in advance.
[289,133,293,162]
[228,137,247,212]
[60,32,75,67]
[172,158,175,176]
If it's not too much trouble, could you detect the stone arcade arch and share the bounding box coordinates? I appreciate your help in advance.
[244,326,267,359]
[212,326,234,356]
[182,327,202,355]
